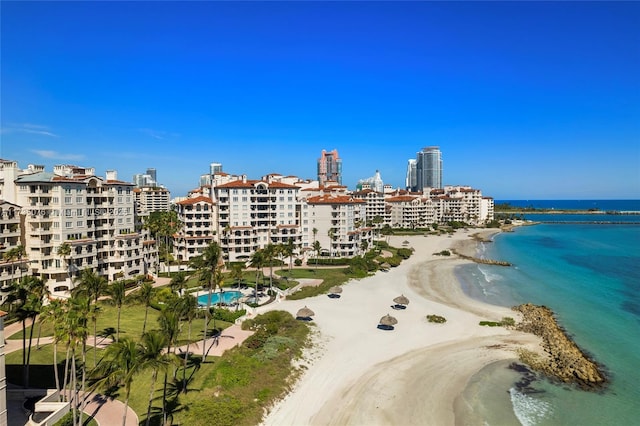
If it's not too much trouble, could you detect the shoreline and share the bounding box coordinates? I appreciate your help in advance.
[260,228,543,425]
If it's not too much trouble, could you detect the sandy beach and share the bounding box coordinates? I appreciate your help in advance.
[258,229,542,426]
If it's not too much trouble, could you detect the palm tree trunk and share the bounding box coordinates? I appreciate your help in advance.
[53,340,61,400]
[145,369,158,426]
[183,320,192,392]
[202,289,211,358]
[162,341,172,426]
[71,349,78,426]
[25,315,37,388]
[21,318,27,388]
[93,318,98,367]
[62,345,71,400]
[81,340,87,419]
[122,387,131,426]
[142,304,149,334]
[36,319,42,350]
[116,306,122,342]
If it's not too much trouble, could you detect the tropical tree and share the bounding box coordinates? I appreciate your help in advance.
[282,238,295,278]
[169,272,187,295]
[2,244,26,284]
[72,268,107,365]
[328,228,335,258]
[176,294,198,393]
[91,337,142,426]
[66,294,90,425]
[40,299,67,399]
[143,211,182,272]
[138,281,155,334]
[262,243,277,291]
[139,330,172,426]
[158,309,180,425]
[109,280,126,341]
[313,240,321,271]
[230,262,244,289]
[56,242,72,283]
[188,241,222,358]
[249,249,264,304]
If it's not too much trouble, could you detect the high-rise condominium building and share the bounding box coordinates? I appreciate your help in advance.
[210,162,223,176]
[405,159,417,190]
[413,146,442,191]
[317,149,342,186]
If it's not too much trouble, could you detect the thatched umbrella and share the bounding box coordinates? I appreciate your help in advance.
[329,286,343,294]
[379,314,398,326]
[296,306,315,318]
[393,295,410,306]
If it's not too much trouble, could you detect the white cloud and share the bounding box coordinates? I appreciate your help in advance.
[31,150,85,161]
[1,123,59,138]
[138,128,180,140]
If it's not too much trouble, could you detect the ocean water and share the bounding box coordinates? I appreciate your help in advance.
[455,222,640,425]
[496,199,640,212]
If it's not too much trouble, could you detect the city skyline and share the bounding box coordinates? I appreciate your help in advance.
[2,2,639,199]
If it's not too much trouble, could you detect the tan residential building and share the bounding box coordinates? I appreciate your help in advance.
[305,194,371,258]
[385,195,436,229]
[0,201,27,302]
[134,186,171,214]
[173,196,217,263]
[214,176,302,262]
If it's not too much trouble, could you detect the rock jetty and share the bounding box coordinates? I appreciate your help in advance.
[513,303,606,390]
[452,249,512,266]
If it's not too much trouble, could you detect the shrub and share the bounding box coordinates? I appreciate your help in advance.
[435,250,451,256]
[396,248,413,259]
[213,308,246,323]
[479,321,501,327]
[427,314,446,323]
[501,316,516,327]
[294,258,302,266]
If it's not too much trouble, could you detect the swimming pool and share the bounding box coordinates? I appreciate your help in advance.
[197,290,243,306]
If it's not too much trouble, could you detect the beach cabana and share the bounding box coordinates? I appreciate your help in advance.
[378,314,398,330]
[392,295,410,310]
[328,286,343,299]
[296,306,315,321]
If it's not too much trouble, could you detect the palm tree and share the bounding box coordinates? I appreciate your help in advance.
[92,337,142,426]
[139,330,172,426]
[109,280,126,341]
[138,281,155,334]
[169,272,187,295]
[249,249,264,304]
[23,277,47,388]
[66,294,90,425]
[230,262,243,289]
[262,243,277,292]
[283,238,295,278]
[176,294,198,393]
[158,309,180,425]
[40,299,67,399]
[72,268,107,365]
[57,242,72,284]
[313,240,321,272]
[188,241,221,358]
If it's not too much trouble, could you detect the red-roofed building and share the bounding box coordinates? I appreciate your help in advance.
[173,196,217,262]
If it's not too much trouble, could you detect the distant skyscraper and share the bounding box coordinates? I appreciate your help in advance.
[146,168,157,183]
[317,149,342,186]
[405,159,417,190]
[414,146,442,190]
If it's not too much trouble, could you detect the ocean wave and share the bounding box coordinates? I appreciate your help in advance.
[478,265,502,284]
[509,388,553,426]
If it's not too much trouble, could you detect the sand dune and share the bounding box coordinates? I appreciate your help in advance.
[259,230,541,425]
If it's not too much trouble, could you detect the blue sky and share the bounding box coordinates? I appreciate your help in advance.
[2,1,639,199]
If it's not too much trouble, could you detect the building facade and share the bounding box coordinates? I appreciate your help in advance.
[317,149,342,186]
[413,146,443,191]
[173,196,217,263]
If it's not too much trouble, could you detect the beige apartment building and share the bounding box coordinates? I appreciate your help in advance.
[173,196,217,263]
[8,165,155,293]
[213,176,303,262]
[0,201,27,302]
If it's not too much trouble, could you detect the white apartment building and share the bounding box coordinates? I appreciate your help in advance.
[214,176,303,262]
[432,186,486,225]
[173,196,217,263]
[11,166,152,293]
[134,187,171,215]
[385,195,436,228]
[305,194,371,258]
[0,201,27,302]
[351,189,389,227]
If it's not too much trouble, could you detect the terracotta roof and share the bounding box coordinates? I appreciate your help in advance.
[216,179,300,189]
[176,196,213,205]
[105,180,134,185]
[306,195,365,205]
[386,196,418,203]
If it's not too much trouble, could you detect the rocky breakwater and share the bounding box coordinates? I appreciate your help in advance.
[513,303,606,390]
[451,249,512,266]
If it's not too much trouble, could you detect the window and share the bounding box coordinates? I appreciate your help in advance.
[64,187,72,194]
[65,197,72,204]
[77,221,83,227]
[76,196,83,203]
[77,209,83,216]
[76,188,82,194]
[52,197,59,204]
[65,221,72,228]
[242,197,247,202]
[53,222,59,228]
[118,197,123,203]
[232,197,238,202]
[65,209,72,217]
[117,188,123,195]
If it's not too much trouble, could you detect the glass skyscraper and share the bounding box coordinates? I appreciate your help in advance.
[408,146,442,191]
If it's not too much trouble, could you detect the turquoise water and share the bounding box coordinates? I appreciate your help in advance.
[456,223,640,425]
[197,290,242,306]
